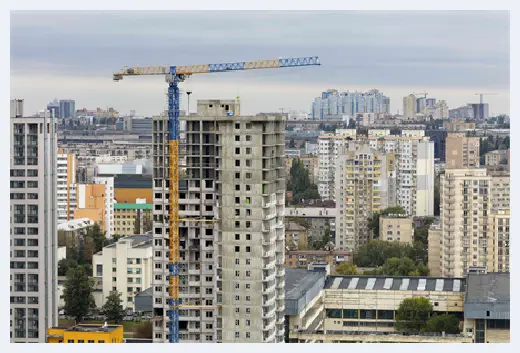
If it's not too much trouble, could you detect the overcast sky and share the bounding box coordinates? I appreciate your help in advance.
[10,11,510,116]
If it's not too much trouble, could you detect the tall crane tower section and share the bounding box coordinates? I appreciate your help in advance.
[112,56,320,343]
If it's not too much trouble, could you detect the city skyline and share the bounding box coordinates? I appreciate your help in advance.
[11,11,510,116]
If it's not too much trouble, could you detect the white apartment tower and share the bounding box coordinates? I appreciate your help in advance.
[318,135,352,200]
[56,152,77,223]
[10,114,58,342]
[152,100,285,343]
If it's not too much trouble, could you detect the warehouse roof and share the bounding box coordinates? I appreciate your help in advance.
[464,273,510,319]
[286,268,325,301]
[324,276,466,292]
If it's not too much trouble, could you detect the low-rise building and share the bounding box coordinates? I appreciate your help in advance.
[285,221,309,250]
[92,234,152,310]
[285,202,336,244]
[379,214,414,244]
[463,272,510,343]
[446,119,476,131]
[47,324,123,343]
[57,218,95,248]
[114,203,152,236]
[484,150,508,166]
[285,250,351,271]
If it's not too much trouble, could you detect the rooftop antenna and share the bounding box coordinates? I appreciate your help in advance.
[186,91,192,116]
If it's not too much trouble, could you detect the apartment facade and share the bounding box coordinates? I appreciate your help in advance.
[379,215,414,244]
[56,152,77,223]
[152,101,285,343]
[334,142,396,250]
[484,150,508,166]
[445,133,480,169]
[317,136,350,200]
[312,89,390,120]
[93,235,153,310]
[438,168,510,277]
[114,203,152,236]
[75,177,115,238]
[10,115,58,342]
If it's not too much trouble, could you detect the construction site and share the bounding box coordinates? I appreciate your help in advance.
[112,57,321,342]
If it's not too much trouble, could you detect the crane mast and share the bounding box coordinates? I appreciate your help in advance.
[113,56,320,343]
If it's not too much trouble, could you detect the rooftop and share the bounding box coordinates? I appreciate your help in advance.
[285,268,326,301]
[113,174,152,189]
[286,222,307,231]
[104,234,152,250]
[66,324,120,333]
[465,272,510,304]
[114,203,152,210]
[57,218,94,231]
[324,276,466,292]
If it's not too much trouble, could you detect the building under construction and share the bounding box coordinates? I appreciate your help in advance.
[151,99,286,342]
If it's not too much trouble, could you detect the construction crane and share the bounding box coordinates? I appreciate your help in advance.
[475,92,496,104]
[112,56,320,343]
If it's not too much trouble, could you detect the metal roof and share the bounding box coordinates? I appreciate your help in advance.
[325,276,466,292]
[114,203,152,210]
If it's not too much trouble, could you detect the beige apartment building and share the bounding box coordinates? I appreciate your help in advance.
[436,168,510,277]
[428,224,442,277]
[446,119,476,131]
[485,150,508,166]
[379,215,413,244]
[445,133,480,169]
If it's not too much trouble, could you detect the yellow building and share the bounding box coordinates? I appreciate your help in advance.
[114,203,152,236]
[47,324,123,343]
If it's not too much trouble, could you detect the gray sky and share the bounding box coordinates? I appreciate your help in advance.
[10,11,510,116]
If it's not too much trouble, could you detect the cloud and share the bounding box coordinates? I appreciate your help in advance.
[10,11,510,115]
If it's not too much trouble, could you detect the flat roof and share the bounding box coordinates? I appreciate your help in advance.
[465,273,510,303]
[114,203,152,210]
[57,218,94,231]
[65,324,120,333]
[285,268,326,301]
[104,234,152,249]
[325,276,466,292]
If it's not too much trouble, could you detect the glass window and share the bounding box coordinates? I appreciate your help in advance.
[377,310,394,320]
[360,309,376,319]
[342,309,358,319]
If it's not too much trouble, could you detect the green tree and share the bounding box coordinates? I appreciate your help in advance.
[335,262,358,275]
[423,314,460,334]
[347,119,356,129]
[503,136,510,149]
[103,291,125,324]
[289,139,296,148]
[352,240,428,270]
[63,266,95,323]
[367,206,406,239]
[395,297,433,334]
[288,159,320,204]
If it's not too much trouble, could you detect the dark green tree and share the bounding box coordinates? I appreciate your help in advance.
[289,139,296,148]
[103,291,125,324]
[288,159,320,204]
[503,136,510,149]
[423,314,461,334]
[395,297,433,334]
[347,119,356,129]
[353,240,428,269]
[63,266,95,323]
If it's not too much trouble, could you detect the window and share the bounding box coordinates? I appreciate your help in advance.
[246,332,250,338]
[235,185,240,191]
[235,259,240,265]
[246,234,251,240]
[246,173,252,179]
[98,340,105,343]
[246,135,251,141]
[235,123,240,129]
[235,270,240,277]
[68,340,74,343]
[245,271,251,277]
[246,246,251,252]
[78,340,85,343]
[235,172,240,179]
[235,160,240,167]
[235,283,240,289]
[235,135,240,142]
[235,209,240,216]
[246,308,251,314]
[235,332,240,339]
[235,319,240,326]
[235,308,240,313]
[246,259,251,265]
[246,160,251,167]
[245,283,251,290]
[246,221,251,228]
[246,296,251,302]
[246,184,251,191]
[235,246,240,252]
[235,295,240,301]
[360,309,376,319]
[246,148,251,154]
[246,319,251,326]
[235,234,240,240]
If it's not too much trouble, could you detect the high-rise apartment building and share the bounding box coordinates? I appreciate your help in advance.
[152,100,285,343]
[402,94,416,118]
[57,152,77,223]
[438,168,510,277]
[59,99,76,118]
[10,114,58,342]
[317,135,352,200]
[11,98,24,118]
[312,89,390,120]
[446,133,480,169]
[335,142,396,250]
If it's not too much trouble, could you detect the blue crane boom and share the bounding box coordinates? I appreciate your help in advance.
[113,56,320,343]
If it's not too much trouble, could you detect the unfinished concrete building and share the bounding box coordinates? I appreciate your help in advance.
[152,100,285,343]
